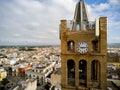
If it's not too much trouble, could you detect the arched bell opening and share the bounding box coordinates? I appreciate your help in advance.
[79,60,87,86]
[67,41,75,53]
[91,60,100,88]
[92,40,99,53]
[67,60,75,86]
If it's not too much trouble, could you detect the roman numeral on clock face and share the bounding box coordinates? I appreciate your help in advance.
[77,42,88,53]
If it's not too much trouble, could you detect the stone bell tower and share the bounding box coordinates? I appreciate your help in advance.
[59,0,107,90]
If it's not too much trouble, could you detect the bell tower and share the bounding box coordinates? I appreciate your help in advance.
[59,0,107,90]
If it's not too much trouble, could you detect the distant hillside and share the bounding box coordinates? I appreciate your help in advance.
[108,43,120,47]
[0,45,60,48]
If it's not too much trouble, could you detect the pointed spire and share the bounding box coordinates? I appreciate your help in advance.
[80,0,83,2]
[72,0,88,31]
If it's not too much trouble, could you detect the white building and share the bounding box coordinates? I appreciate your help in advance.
[50,68,61,90]
[13,79,37,90]
[25,68,46,86]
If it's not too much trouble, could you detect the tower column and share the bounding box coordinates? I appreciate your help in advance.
[100,61,107,90]
[61,56,67,87]
[75,60,79,88]
[99,17,107,90]
[87,59,91,88]
[97,61,100,82]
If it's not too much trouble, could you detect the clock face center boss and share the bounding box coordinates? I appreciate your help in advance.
[77,42,88,54]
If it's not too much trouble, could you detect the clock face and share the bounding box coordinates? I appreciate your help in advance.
[77,42,88,54]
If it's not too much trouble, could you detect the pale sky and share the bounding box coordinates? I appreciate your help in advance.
[0,0,120,45]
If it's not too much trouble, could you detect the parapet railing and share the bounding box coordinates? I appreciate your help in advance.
[67,20,95,31]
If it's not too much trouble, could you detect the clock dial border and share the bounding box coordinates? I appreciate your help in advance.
[77,42,88,54]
